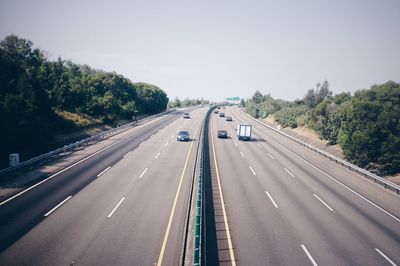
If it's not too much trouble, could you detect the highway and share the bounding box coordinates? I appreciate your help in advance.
[0,108,206,265]
[210,106,400,265]
[1,105,399,266]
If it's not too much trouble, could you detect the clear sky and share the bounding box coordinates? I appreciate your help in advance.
[1,0,399,101]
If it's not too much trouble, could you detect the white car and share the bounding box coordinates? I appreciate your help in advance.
[183,113,190,118]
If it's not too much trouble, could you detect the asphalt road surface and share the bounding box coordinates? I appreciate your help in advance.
[210,106,400,265]
[0,107,207,266]
[1,105,399,266]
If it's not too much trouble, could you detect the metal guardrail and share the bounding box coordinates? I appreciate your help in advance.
[193,106,214,265]
[239,109,400,194]
[0,110,175,177]
[193,136,204,265]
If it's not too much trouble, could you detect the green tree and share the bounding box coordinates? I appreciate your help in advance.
[0,35,170,167]
[274,105,309,128]
[303,80,333,108]
[304,89,316,107]
[135,82,168,114]
[333,92,351,105]
[338,81,400,174]
[0,35,55,159]
[252,90,263,104]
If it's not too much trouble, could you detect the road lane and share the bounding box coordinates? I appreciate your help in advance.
[233,107,400,263]
[211,106,400,265]
[231,107,400,227]
[211,110,310,265]
[0,111,184,253]
[233,106,400,218]
[209,118,237,265]
[2,105,399,265]
[0,107,207,265]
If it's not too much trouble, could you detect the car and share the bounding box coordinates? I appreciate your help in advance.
[217,130,228,138]
[183,113,190,118]
[219,112,225,117]
[177,130,190,141]
[226,116,232,121]
[214,110,219,114]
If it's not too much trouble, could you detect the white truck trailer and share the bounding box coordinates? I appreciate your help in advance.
[237,124,252,141]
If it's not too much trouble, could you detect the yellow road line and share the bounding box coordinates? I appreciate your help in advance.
[210,116,237,265]
[156,120,202,265]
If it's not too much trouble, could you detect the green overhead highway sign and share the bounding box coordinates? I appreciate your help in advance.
[226,97,240,101]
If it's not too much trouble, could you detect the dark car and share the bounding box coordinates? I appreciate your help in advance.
[219,112,225,117]
[214,110,219,114]
[177,130,190,141]
[226,116,232,121]
[217,130,228,138]
[183,113,190,118]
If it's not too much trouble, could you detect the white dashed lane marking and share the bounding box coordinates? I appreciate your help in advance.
[97,166,111,177]
[108,197,125,218]
[139,168,149,178]
[44,196,72,217]
[265,191,278,208]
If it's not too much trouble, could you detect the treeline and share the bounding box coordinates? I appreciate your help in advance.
[0,35,168,163]
[168,97,209,108]
[245,80,400,175]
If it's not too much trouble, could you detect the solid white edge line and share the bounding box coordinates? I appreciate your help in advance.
[0,115,169,207]
[313,194,335,212]
[240,151,245,158]
[301,244,318,266]
[97,166,111,177]
[375,248,397,266]
[1,138,127,206]
[155,152,161,159]
[211,116,237,265]
[249,166,257,176]
[240,110,400,223]
[265,191,278,208]
[267,153,274,159]
[107,197,125,218]
[284,168,295,178]
[139,168,149,178]
[123,151,132,158]
[44,195,72,217]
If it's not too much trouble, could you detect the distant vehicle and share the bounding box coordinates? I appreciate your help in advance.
[226,116,232,121]
[183,113,190,118]
[237,124,252,141]
[219,112,225,117]
[214,110,219,114]
[217,130,228,138]
[177,130,190,141]
[217,106,221,109]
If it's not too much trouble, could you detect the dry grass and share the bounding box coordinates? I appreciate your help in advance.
[263,115,344,158]
[262,115,400,184]
[56,110,101,127]
[387,175,400,185]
